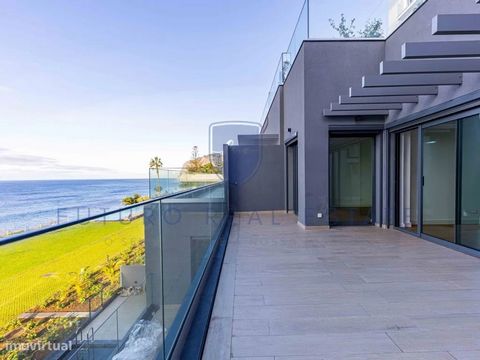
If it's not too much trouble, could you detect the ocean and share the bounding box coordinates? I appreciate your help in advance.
[0,179,172,237]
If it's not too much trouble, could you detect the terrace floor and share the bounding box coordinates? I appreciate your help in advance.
[203,212,480,360]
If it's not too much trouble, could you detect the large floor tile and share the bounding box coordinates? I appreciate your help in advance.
[203,213,480,359]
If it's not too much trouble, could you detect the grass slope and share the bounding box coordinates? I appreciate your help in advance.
[0,219,144,326]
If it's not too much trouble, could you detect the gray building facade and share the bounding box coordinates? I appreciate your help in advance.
[228,0,480,254]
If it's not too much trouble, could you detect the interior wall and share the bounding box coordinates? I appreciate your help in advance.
[460,115,480,249]
[422,124,456,225]
[330,138,373,208]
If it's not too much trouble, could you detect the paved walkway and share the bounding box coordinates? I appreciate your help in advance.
[80,292,146,341]
[203,212,480,360]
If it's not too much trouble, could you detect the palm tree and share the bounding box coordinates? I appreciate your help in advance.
[149,156,163,196]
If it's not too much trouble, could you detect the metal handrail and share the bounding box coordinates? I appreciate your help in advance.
[0,182,223,245]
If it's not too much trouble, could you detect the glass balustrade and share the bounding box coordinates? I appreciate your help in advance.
[0,182,228,360]
[261,0,428,123]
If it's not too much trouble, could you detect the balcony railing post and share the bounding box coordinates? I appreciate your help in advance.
[116,310,120,350]
[306,0,310,38]
[88,297,92,321]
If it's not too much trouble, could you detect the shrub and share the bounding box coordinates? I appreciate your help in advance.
[22,321,38,341]
[103,256,121,284]
[70,268,96,303]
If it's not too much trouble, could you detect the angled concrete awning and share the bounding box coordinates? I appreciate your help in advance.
[331,103,402,111]
[323,109,389,117]
[402,41,480,59]
[380,59,480,74]
[433,14,480,35]
[339,95,419,104]
[324,9,480,119]
[350,86,438,97]
[362,73,462,87]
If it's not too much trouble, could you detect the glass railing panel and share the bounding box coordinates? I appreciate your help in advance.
[89,306,120,359]
[0,204,146,359]
[261,0,429,124]
[308,0,427,41]
[157,182,227,357]
[143,202,165,360]
[308,0,388,39]
[285,0,309,67]
[261,53,291,123]
[0,183,227,359]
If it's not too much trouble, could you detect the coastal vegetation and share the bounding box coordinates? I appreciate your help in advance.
[149,156,164,196]
[0,218,145,359]
[121,193,149,205]
[184,146,222,174]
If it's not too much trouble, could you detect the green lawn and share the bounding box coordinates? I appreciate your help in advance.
[0,218,144,326]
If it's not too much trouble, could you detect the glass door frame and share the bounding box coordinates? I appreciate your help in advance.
[392,107,480,254]
[285,138,299,216]
[328,133,377,226]
[394,126,422,237]
[420,120,458,243]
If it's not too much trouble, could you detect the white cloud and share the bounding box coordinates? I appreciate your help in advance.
[0,148,115,175]
[0,85,13,93]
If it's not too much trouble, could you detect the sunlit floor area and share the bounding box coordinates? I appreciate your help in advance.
[203,212,480,360]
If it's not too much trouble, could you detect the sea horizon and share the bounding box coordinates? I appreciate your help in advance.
[0,178,177,237]
[0,177,149,182]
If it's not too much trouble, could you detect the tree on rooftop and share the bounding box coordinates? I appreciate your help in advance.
[329,14,384,39]
[358,18,384,38]
[329,14,356,38]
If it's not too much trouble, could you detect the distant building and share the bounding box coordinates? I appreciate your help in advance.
[389,0,427,31]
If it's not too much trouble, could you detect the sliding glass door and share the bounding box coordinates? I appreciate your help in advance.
[395,114,480,251]
[422,121,457,243]
[458,115,480,250]
[329,136,374,225]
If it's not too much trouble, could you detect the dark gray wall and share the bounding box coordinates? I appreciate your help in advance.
[385,0,480,123]
[227,145,285,212]
[283,47,306,223]
[299,40,385,226]
[262,86,284,144]
[255,0,480,227]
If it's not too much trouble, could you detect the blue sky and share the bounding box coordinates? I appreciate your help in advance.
[0,0,388,180]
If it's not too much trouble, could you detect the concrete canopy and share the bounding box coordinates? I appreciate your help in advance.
[362,73,463,87]
[432,14,480,35]
[402,41,480,59]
